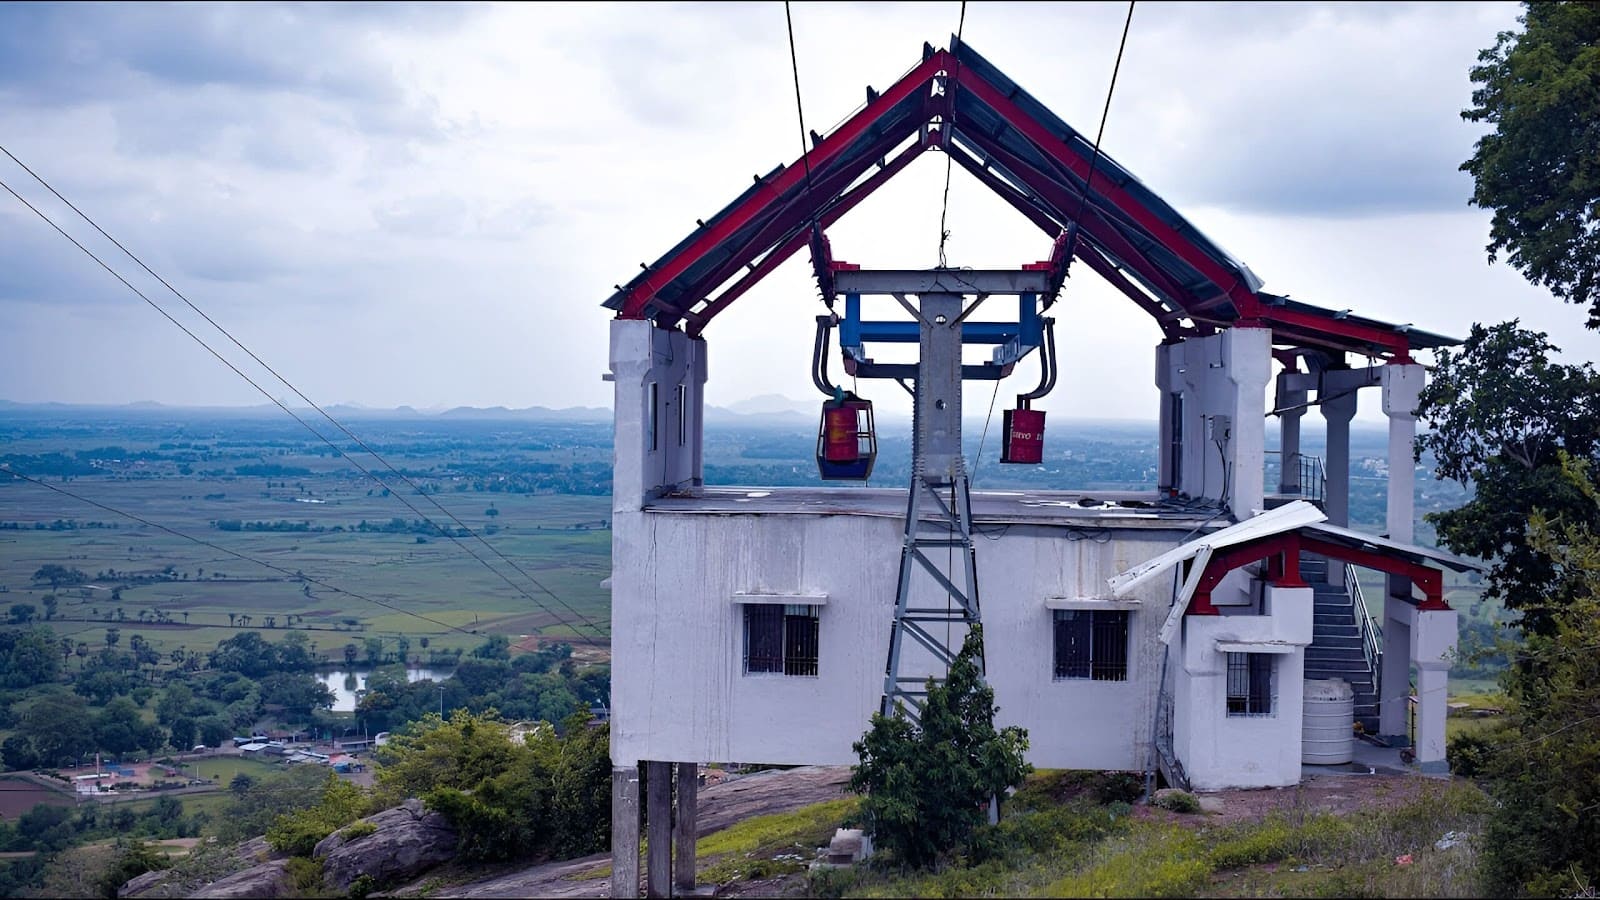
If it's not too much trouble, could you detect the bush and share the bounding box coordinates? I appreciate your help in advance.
[849,625,1031,869]
[1152,789,1201,814]
[1446,727,1505,779]
[265,773,368,857]
[283,856,323,894]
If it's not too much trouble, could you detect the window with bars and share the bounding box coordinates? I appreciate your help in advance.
[1052,609,1130,681]
[743,604,819,677]
[1226,652,1274,716]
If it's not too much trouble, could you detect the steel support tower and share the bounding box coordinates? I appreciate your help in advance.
[828,268,1055,720]
[882,291,982,718]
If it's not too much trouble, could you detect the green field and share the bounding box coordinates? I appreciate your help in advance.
[181,756,281,784]
[0,467,613,661]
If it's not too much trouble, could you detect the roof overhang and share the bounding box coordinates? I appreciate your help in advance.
[603,39,1455,360]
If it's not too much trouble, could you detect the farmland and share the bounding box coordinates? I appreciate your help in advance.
[0,407,616,661]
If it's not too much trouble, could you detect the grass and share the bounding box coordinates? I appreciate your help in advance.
[696,796,860,884]
[0,476,613,661]
[806,776,1490,899]
[183,756,280,784]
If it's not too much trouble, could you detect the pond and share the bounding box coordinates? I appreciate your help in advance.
[315,667,453,712]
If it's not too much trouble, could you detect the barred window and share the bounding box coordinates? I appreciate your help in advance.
[1052,609,1130,681]
[743,604,819,677]
[1226,652,1274,716]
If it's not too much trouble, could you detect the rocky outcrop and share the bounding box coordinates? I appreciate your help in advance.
[314,798,459,894]
[119,837,282,898]
[193,860,294,898]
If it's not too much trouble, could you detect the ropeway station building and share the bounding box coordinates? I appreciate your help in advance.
[598,39,1476,897]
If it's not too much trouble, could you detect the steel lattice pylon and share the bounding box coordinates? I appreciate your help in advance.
[881,470,983,718]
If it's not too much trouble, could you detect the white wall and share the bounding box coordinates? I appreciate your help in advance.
[1171,584,1314,790]
[609,510,1187,771]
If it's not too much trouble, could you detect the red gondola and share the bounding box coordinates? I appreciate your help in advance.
[816,394,876,480]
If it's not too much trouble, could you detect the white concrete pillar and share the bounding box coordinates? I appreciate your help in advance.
[610,765,641,899]
[1225,327,1272,518]
[1412,607,1457,773]
[610,320,656,514]
[1319,388,1357,529]
[1378,363,1426,745]
[1379,612,1411,742]
[646,760,672,898]
[609,320,708,512]
[1380,363,1424,542]
[1275,372,1306,496]
[1156,342,1176,494]
[1415,664,1449,773]
[673,763,698,893]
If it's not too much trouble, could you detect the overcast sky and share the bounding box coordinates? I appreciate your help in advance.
[2,0,1595,424]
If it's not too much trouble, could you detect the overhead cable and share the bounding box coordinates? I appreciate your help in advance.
[0,162,608,646]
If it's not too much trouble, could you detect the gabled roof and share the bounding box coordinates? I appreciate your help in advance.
[604,39,1453,358]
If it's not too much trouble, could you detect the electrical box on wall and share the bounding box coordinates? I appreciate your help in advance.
[1207,414,1232,444]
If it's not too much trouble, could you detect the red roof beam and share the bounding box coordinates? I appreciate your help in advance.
[622,51,951,319]
[684,140,929,337]
[656,124,921,328]
[957,129,1204,311]
[954,67,1264,320]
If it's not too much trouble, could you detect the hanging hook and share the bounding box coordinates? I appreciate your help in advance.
[1016,318,1057,409]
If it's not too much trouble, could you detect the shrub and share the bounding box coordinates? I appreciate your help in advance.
[1151,789,1201,814]
[283,856,323,894]
[849,625,1032,869]
[265,773,367,857]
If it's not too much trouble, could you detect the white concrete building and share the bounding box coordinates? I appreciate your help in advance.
[598,41,1474,897]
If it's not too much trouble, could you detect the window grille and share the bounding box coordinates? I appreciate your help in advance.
[1226,652,1273,716]
[743,604,819,677]
[1052,609,1130,681]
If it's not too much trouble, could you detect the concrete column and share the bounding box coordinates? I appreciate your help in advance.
[646,760,672,898]
[673,763,698,893]
[1412,607,1458,773]
[1380,363,1424,542]
[1379,363,1431,748]
[1319,387,1357,528]
[1275,371,1306,496]
[1379,611,1411,742]
[1155,342,1175,494]
[1225,327,1272,518]
[611,765,641,899]
[610,320,656,514]
[1415,664,1450,773]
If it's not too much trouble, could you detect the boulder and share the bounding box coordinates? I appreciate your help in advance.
[314,799,459,893]
[120,837,284,898]
[193,860,293,899]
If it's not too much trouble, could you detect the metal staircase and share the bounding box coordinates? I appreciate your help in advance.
[1301,553,1382,733]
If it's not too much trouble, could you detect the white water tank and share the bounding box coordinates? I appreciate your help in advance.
[1302,678,1355,765]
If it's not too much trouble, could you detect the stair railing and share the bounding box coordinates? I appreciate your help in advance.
[1265,452,1327,506]
[1346,562,1382,697]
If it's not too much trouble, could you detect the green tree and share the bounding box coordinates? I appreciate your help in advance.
[1416,322,1600,632]
[169,717,198,751]
[470,634,510,661]
[343,643,359,667]
[41,595,57,620]
[848,625,1032,868]
[0,626,61,688]
[1475,456,1600,896]
[7,603,36,624]
[1462,2,1600,326]
[19,688,93,766]
[364,636,385,666]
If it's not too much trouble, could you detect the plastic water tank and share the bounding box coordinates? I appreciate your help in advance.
[1302,678,1356,765]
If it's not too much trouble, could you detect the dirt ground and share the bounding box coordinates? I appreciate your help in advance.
[1151,770,1432,827]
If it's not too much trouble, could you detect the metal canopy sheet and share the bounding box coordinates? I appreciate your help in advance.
[1302,521,1483,573]
[1109,501,1327,597]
